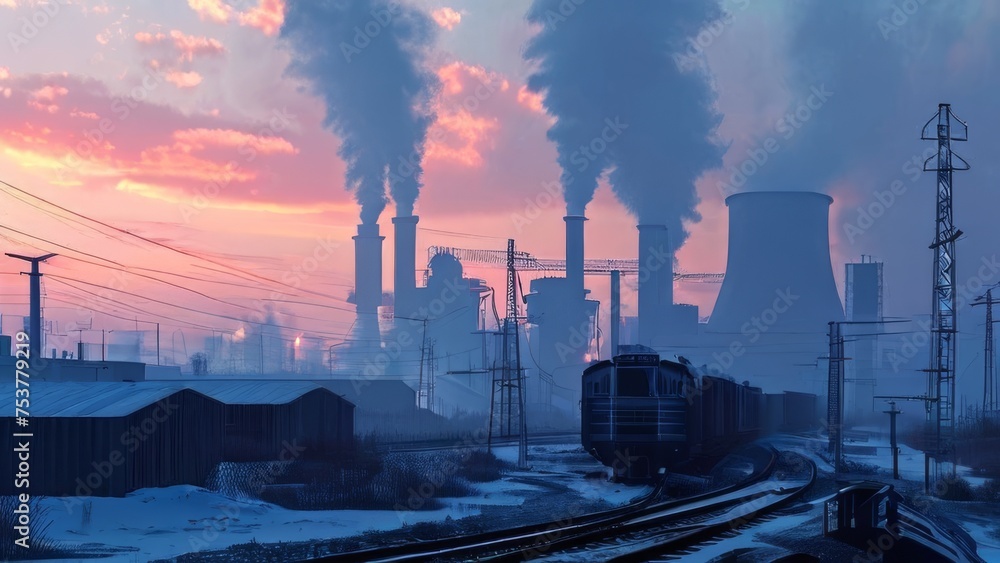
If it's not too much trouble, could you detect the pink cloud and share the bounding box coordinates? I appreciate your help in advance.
[186,0,287,36]
[517,85,544,114]
[431,7,462,31]
[172,128,297,155]
[165,71,203,89]
[32,85,69,102]
[0,67,10,80]
[238,0,285,36]
[135,31,166,44]
[28,85,69,113]
[426,109,498,167]
[0,72,346,218]
[70,109,100,120]
[135,30,225,62]
[169,30,226,61]
[187,0,232,23]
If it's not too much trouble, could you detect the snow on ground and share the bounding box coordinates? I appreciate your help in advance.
[38,485,490,561]
[766,432,991,486]
[491,443,653,505]
[764,433,1000,561]
[34,444,645,561]
[959,520,1000,561]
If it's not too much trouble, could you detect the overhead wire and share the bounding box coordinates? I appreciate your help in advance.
[46,275,351,339]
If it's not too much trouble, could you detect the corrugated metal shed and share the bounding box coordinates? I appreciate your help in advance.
[185,380,330,405]
[0,381,188,417]
[0,380,355,497]
[0,380,356,415]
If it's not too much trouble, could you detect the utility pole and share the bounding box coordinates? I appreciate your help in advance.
[827,321,845,473]
[921,104,968,480]
[972,287,998,413]
[428,340,436,414]
[6,253,57,362]
[884,401,902,480]
[827,319,904,474]
[876,395,938,492]
[417,317,428,409]
[488,239,528,469]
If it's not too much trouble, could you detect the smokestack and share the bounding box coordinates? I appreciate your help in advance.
[655,227,673,311]
[393,215,418,314]
[610,270,620,357]
[637,224,670,346]
[708,191,844,333]
[353,223,384,316]
[564,215,586,298]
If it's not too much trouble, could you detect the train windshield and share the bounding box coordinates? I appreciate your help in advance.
[616,367,653,397]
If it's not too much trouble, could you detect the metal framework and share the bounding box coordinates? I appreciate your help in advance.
[972,288,998,413]
[827,321,845,471]
[427,245,723,282]
[487,239,528,468]
[921,103,968,475]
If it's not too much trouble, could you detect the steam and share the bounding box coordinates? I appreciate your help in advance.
[281,0,438,223]
[746,0,967,193]
[524,0,724,248]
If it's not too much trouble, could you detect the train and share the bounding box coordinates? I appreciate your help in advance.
[581,347,815,480]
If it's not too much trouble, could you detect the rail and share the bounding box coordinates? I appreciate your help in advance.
[311,445,779,562]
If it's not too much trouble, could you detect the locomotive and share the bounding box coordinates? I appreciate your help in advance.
[581,347,764,480]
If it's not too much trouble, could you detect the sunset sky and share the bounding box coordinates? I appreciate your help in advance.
[1,0,998,365]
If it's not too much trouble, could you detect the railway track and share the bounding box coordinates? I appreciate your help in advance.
[380,432,580,454]
[537,451,816,562]
[312,446,786,562]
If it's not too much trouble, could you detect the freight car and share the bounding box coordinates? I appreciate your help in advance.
[581,349,765,480]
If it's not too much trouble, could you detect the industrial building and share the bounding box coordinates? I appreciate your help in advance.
[0,381,354,497]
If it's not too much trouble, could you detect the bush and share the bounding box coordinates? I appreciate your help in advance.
[839,458,881,475]
[974,478,1000,502]
[253,451,492,511]
[458,450,513,483]
[0,496,62,561]
[936,476,975,501]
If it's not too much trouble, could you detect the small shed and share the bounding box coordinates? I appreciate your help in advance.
[0,382,224,497]
[185,381,354,462]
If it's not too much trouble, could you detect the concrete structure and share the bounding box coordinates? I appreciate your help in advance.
[845,259,884,422]
[565,215,586,300]
[709,191,844,333]
[392,215,419,315]
[705,191,844,394]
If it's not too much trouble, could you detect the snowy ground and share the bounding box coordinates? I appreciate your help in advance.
[760,433,1000,562]
[29,444,646,561]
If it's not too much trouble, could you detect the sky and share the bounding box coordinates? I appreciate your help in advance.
[0,0,998,376]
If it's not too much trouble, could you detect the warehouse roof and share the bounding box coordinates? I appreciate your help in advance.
[1,382,196,417]
[0,380,353,418]
[184,380,338,405]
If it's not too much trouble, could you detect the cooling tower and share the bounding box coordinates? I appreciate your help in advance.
[392,215,418,315]
[353,223,384,316]
[637,224,673,346]
[708,191,844,334]
[565,215,586,299]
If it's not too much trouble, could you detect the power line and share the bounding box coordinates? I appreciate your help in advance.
[0,178,340,298]
[46,275,351,340]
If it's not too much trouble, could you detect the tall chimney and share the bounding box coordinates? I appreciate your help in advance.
[610,269,620,356]
[353,223,384,316]
[655,227,673,313]
[708,191,844,333]
[564,215,586,299]
[392,215,418,315]
[637,224,669,347]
